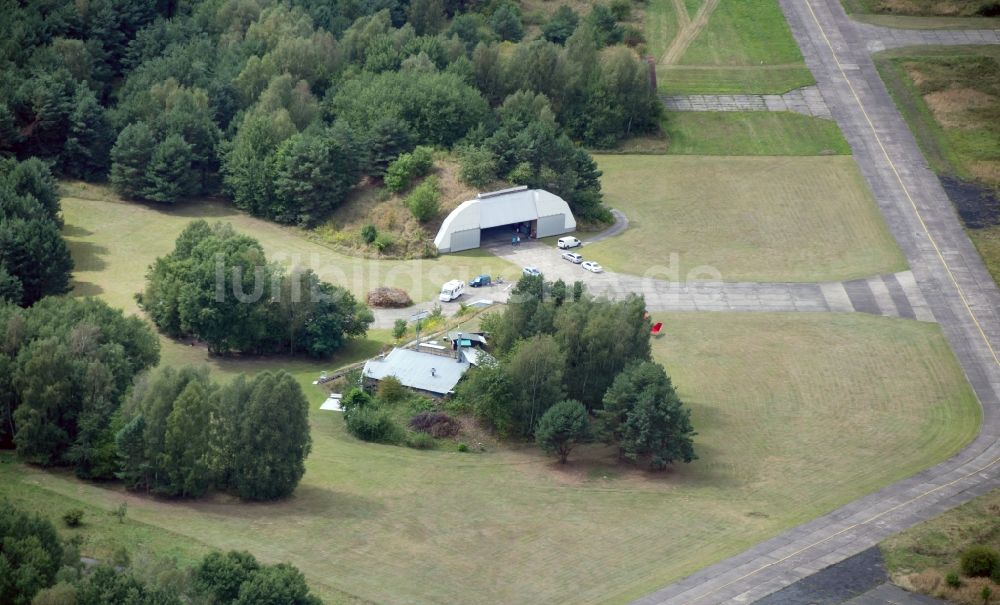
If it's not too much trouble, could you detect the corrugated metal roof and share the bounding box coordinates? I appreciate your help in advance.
[362,348,469,395]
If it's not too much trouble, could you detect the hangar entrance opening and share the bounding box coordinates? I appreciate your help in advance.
[433,187,576,253]
[479,220,537,247]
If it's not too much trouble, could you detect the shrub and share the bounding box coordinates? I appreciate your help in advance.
[341,387,373,413]
[946,571,961,588]
[622,24,645,47]
[609,0,632,20]
[62,509,84,527]
[372,233,394,253]
[406,176,440,222]
[962,546,1000,578]
[410,146,434,174]
[385,156,413,192]
[344,407,402,443]
[361,224,378,244]
[366,287,413,308]
[377,376,407,403]
[393,318,407,340]
[407,432,437,449]
[385,146,434,193]
[409,411,460,437]
[459,146,497,187]
[457,442,469,452]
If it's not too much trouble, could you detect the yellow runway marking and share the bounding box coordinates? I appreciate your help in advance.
[667,2,1000,603]
[801,2,1000,369]
[676,454,1000,604]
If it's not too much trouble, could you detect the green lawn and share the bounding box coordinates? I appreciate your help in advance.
[679,0,805,66]
[644,0,680,61]
[881,488,1000,601]
[655,0,816,94]
[61,182,520,317]
[662,111,851,155]
[657,65,816,95]
[874,46,1000,286]
[588,154,907,282]
[842,0,1000,29]
[0,313,980,605]
[60,183,521,377]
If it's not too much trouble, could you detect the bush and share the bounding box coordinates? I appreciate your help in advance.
[393,318,407,340]
[62,509,84,527]
[385,146,435,193]
[409,411,460,437]
[961,546,999,577]
[410,146,434,174]
[609,0,632,20]
[457,442,469,452]
[407,432,437,449]
[372,233,394,253]
[459,146,497,187]
[341,387,373,413]
[361,224,378,244]
[345,407,402,443]
[377,376,407,403]
[406,176,440,222]
[366,287,413,308]
[946,571,961,588]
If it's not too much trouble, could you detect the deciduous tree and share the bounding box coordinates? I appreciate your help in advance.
[535,399,589,463]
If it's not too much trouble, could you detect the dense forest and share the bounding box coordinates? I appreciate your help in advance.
[0,0,660,225]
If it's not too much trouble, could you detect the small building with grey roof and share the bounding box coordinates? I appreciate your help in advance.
[362,348,471,396]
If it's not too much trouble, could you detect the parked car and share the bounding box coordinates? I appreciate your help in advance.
[557,236,582,249]
[522,266,541,277]
[469,274,491,288]
[562,252,583,264]
[439,280,465,301]
[581,261,603,273]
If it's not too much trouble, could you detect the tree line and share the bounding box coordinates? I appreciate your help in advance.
[455,274,696,469]
[0,158,74,307]
[0,295,313,500]
[2,500,323,604]
[139,219,374,356]
[1,0,659,223]
[118,366,312,500]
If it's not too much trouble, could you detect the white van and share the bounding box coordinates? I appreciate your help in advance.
[557,236,582,249]
[439,280,465,302]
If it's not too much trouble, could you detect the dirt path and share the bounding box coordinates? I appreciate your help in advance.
[671,0,691,28]
[661,0,720,65]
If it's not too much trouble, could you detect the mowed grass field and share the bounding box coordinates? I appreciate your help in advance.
[60,183,515,375]
[587,155,907,282]
[0,313,980,605]
[661,112,851,155]
[653,0,815,94]
[61,182,520,315]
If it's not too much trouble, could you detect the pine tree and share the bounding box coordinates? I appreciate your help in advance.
[110,122,156,199]
[143,133,194,203]
[163,380,217,497]
[62,84,114,181]
[231,371,311,500]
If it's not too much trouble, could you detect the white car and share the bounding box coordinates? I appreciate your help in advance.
[557,236,582,249]
[562,252,583,264]
[522,266,541,277]
[581,261,603,273]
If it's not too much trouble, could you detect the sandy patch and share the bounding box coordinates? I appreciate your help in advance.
[924,87,998,128]
[970,160,1000,188]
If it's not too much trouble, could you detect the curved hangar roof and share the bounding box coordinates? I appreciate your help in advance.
[433,186,577,253]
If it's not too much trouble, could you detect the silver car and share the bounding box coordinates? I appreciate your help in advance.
[581,261,603,273]
[562,252,583,264]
